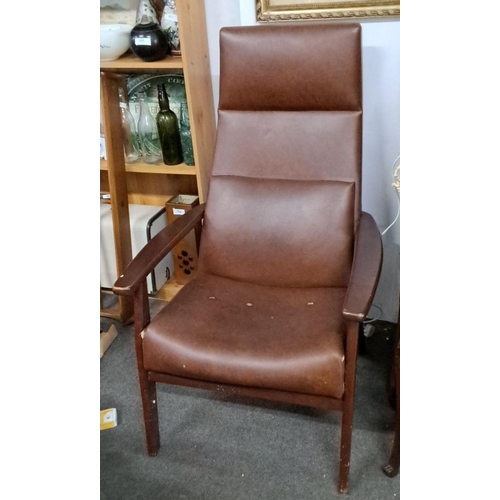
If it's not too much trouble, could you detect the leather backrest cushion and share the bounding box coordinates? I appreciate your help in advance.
[211,110,362,218]
[212,110,361,182]
[219,24,361,112]
[199,176,355,288]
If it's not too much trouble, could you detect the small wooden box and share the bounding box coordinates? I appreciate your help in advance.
[165,195,200,285]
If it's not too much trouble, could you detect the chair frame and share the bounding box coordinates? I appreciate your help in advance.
[114,203,382,493]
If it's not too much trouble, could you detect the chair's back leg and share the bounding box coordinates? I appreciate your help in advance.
[134,282,160,456]
[338,321,360,493]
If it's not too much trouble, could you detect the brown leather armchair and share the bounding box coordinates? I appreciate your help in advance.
[113,22,382,494]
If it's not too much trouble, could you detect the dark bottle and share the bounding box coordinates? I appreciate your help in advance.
[130,15,168,62]
[156,83,183,165]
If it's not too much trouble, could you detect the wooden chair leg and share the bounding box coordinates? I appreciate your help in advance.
[133,282,160,456]
[338,322,360,494]
[383,406,399,477]
[138,369,160,456]
[339,396,354,493]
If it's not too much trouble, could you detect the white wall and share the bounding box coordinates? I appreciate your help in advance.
[205,1,400,322]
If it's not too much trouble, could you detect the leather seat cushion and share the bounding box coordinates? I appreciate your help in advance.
[143,273,347,399]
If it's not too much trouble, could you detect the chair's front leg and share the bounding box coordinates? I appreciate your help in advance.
[338,321,360,493]
[134,281,160,456]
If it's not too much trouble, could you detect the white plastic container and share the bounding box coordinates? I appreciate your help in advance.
[100,203,174,295]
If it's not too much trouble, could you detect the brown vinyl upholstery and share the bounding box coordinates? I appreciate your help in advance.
[144,274,346,398]
[113,22,382,495]
[198,177,355,287]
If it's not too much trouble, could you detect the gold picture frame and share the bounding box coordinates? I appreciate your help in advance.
[256,1,400,22]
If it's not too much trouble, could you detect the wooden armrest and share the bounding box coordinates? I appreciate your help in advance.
[343,212,383,322]
[113,203,206,296]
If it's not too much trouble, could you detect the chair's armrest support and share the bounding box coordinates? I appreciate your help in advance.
[343,212,383,322]
[113,203,206,296]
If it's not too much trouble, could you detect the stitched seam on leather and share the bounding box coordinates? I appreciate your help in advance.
[208,174,357,184]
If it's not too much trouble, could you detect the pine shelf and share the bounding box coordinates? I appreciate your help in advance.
[100,52,183,72]
[100,159,197,175]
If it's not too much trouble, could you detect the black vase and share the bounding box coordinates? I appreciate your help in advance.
[130,19,168,62]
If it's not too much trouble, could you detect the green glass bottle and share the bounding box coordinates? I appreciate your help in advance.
[179,102,194,166]
[156,83,183,165]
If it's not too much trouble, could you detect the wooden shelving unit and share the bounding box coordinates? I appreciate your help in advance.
[100,0,216,322]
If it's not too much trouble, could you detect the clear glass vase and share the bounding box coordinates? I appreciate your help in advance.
[137,93,162,164]
[118,87,141,164]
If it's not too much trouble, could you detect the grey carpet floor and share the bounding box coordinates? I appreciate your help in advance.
[100,297,400,500]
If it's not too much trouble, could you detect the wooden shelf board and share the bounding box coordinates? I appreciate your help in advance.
[154,281,184,302]
[100,159,196,175]
[101,281,183,305]
[100,52,183,72]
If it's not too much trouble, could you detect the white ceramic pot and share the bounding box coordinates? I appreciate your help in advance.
[100,24,133,61]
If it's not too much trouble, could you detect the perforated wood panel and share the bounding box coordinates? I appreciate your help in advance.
[165,195,200,285]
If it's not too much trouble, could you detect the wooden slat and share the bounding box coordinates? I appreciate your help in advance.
[149,372,344,411]
[176,0,216,203]
[100,73,134,322]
